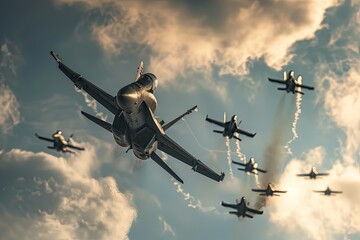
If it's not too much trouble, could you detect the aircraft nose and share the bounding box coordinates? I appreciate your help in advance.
[116,85,140,110]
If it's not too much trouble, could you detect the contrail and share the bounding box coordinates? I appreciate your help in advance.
[256,94,291,209]
[284,92,302,155]
[75,87,108,121]
[225,136,234,179]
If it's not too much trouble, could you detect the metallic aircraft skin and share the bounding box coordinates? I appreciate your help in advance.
[297,167,329,179]
[232,157,267,175]
[205,114,256,141]
[50,51,225,184]
[35,130,85,154]
[268,70,315,95]
[252,183,287,197]
[221,197,263,218]
[314,186,343,196]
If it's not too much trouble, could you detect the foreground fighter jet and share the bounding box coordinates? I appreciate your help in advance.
[268,70,314,95]
[314,186,342,196]
[221,197,263,219]
[297,167,329,179]
[205,114,256,141]
[50,51,224,184]
[232,157,267,175]
[252,183,287,197]
[35,130,84,154]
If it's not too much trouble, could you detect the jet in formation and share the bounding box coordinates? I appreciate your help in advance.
[221,197,263,219]
[205,114,256,141]
[35,130,85,154]
[50,51,225,184]
[268,70,314,95]
[297,167,329,179]
[252,183,287,197]
[314,186,342,196]
[232,157,267,175]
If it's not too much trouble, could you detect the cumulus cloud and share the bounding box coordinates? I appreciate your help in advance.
[0,149,137,240]
[55,0,339,94]
[0,40,21,134]
[268,147,360,240]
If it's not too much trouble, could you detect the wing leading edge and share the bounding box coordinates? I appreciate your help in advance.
[50,51,119,115]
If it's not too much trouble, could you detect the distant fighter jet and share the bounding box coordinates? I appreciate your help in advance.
[268,70,314,95]
[252,183,287,197]
[221,197,263,219]
[35,130,85,154]
[314,186,342,196]
[297,167,329,179]
[232,157,267,175]
[205,114,256,141]
[50,51,225,184]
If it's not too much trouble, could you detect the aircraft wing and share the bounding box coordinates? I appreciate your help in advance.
[50,51,119,115]
[205,115,226,128]
[256,168,267,173]
[221,201,237,209]
[157,134,225,182]
[332,191,342,194]
[141,102,225,182]
[232,160,246,166]
[268,78,286,85]
[235,128,256,138]
[65,143,85,151]
[246,206,263,215]
[274,190,287,193]
[295,83,314,90]
[35,134,54,143]
[296,173,310,177]
[317,173,329,176]
[252,189,266,192]
[313,190,325,193]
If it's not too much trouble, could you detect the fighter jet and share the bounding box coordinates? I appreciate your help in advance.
[205,114,256,141]
[35,130,85,154]
[232,157,267,175]
[268,70,314,95]
[314,186,343,196]
[252,183,287,197]
[297,167,329,179]
[221,197,263,219]
[50,51,225,184]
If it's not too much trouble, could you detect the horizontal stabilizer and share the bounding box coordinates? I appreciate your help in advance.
[151,152,183,184]
[245,214,253,218]
[81,111,113,133]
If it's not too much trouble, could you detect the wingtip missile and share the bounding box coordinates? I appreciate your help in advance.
[50,51,62,63]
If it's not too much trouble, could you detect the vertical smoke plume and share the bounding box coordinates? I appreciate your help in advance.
[75,87,108,121]
[225,136,234,179]
[284,91,302,155]
[256,94,292,209]
[235,137,246,163]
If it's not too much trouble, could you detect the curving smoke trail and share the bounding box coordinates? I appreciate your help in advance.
[172,181,217,213]
[75,87,108,121]
[284,91,302,155]
[235,137,246,163]
[225,136,234,179]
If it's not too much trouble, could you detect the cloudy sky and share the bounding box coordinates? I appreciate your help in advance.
[0,0,359,239]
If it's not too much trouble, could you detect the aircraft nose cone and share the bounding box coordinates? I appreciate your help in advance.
[116,85,140,110]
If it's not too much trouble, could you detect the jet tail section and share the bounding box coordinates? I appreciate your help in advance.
[81,111,113,133]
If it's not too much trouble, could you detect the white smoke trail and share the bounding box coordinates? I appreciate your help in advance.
[225,136,234,179]
[284,86,303,155]
[234,136,246,163]
[172,181,217,213]
[75,87,108,121]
